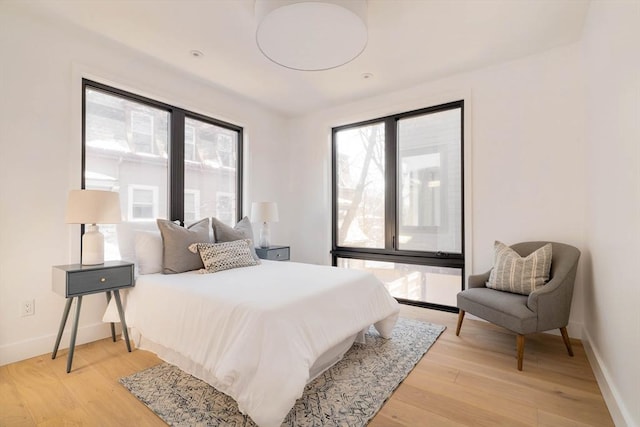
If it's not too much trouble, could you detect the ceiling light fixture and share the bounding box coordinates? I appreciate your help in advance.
[255,0,368,71]
[190,50,204,58]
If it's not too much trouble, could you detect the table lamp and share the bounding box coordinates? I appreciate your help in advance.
[251,201,279,248]
[66,189,121,265]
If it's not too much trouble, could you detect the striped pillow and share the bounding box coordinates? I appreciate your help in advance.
[486,241,552,295]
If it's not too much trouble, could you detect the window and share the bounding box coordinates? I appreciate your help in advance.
[184,189,201,223]
[128,185,159,221]
[83,79,243,260]
[130,111,154,154]
[184,117,239,225]
[184,125,196,161]
[332,101,464,311]
[215,192,235,226]
[335,122,385,249]
[216,134,234,167]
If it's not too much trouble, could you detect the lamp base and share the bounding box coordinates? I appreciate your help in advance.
[82,224,105,265]
[259,222,271,248]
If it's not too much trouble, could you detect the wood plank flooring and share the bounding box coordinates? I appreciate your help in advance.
[0,306,613,426]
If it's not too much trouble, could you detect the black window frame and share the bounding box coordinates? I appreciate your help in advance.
[331,100,464,312]
[81,79,244,224]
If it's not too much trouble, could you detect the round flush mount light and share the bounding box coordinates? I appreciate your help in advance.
[255,0,368,71]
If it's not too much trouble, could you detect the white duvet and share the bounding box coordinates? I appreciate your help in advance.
[119,260,399,427]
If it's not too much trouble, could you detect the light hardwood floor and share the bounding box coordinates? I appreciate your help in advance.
[1,305,613,426]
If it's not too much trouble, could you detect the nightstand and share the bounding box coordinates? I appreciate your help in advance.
[255,245,290,261]
[51,261,134,372]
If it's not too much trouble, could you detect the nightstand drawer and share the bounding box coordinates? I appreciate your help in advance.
[52,262,134,297]
[256,246,290,261]
[68,266,132,295]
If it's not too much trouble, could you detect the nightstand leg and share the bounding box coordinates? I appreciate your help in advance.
[113,290,131,352]
[67,296,83,373]
[105,291,116,342]
[52,298,73,360]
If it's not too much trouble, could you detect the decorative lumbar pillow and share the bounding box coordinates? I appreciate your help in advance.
[211,216,259,261]
[134,231,163,275]
[188,239,259,274]
[486,241,552,295]
[157,218,211,274]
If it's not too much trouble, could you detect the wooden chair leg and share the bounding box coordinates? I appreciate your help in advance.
[560,327,574,357]
[456,310,465,336]
[516,334,525,371]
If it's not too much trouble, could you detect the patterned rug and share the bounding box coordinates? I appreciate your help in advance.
[120,317,445,426]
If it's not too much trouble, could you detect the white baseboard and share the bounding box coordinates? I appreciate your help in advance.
[0,322,116,366]
[582,328,633,427]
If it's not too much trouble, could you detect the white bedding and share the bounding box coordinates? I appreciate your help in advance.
[120,260,400,427]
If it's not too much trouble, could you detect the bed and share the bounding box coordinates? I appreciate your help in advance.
[114,258,400,427]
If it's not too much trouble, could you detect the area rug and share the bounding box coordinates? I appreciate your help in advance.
[120,317,445,426]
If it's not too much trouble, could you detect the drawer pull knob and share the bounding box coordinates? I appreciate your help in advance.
[276,253,280,257]
[100,277,107,283]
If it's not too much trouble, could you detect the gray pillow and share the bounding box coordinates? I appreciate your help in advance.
[157,218,211,274]
[211,216,259,261]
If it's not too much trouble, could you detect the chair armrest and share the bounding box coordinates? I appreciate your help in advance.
[468,271,491,289]
[527,264,578,331]
[526,267,573,312]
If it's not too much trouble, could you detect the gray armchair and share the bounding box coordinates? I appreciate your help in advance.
[456,241,580,370]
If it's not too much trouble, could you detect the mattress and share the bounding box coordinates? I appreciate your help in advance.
[116,260,400,426]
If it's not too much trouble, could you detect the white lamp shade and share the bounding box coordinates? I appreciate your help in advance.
[65,190,121,224]
[251,201,279,223]
[255,0,368,71]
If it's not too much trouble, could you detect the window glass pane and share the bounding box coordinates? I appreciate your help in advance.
[184,117,238,225]
[398,108,462,253]
[184,190,199,223]
[185,125,196,161]
[85,88,169,260]
[131,111,154,154]
[337,258,461,306]
[131,187,156,219]
[335,123,385,248]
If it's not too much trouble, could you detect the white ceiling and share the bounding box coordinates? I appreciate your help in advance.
[31,0,590,117]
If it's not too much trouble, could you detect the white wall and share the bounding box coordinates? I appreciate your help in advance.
[285,42,587,336]
[581,1,640,426]
[0,4,289,365]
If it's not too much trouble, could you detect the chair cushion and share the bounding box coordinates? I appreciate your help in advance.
[487,241,552,295]
[457,288,537,334]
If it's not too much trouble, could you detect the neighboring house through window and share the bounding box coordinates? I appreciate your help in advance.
[216,134,233,167]
[128,185,159,221]
[185,125,196,162]
[131,111,154,154]
[215,192,235,226]
[183,189,201,223]
[82,79,243,261]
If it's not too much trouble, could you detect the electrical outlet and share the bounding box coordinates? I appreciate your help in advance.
[21,299,35,317]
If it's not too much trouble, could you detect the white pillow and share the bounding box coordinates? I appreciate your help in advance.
[116,221,159,263]
[134,231,163,275]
